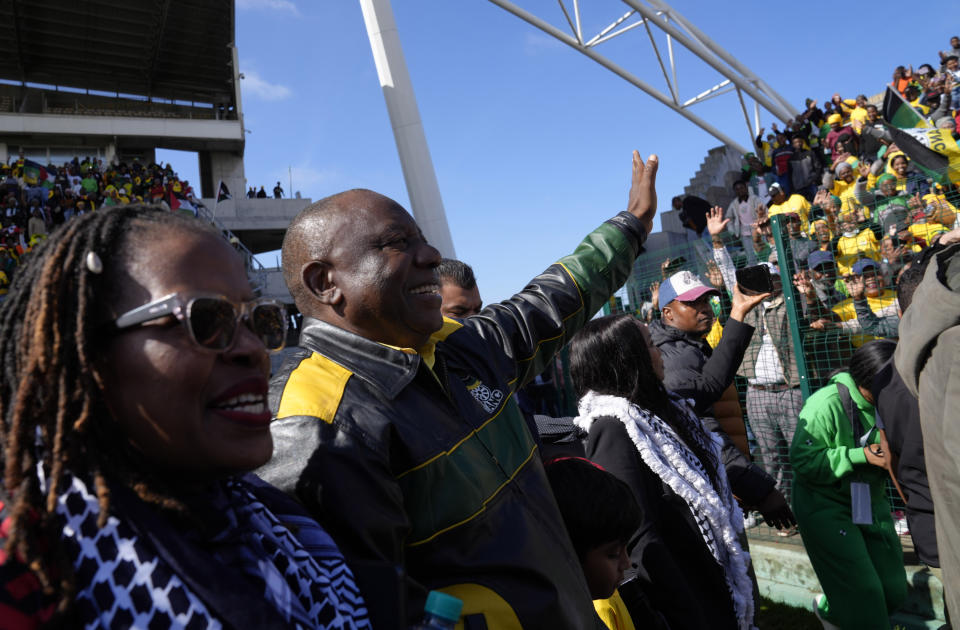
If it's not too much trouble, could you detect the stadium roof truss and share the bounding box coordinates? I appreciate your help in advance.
[486,0,800,155]
[0,0,237,106]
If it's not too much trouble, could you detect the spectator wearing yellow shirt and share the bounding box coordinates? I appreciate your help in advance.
[755,128,777,169]
[903,85,931,115]
[810,218,834,249]
[811,189,842,234]
[830,93,857,121]
[768,182,812,232]
[905,201,950,249]
[848,94,870,133]
[830,259,897,343]
[921,187,958,227]
[823,161,860,215]
[884,153,931,198]
[833,210,880,276]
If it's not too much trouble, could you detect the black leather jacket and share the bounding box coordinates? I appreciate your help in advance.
[257,213,646,629]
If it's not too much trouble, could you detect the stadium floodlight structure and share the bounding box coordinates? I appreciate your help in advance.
[485,0,800,155]
[360,0,457,258]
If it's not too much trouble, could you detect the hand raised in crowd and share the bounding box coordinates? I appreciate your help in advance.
[845,274,866,300]
[706,206,730,237]
[755,488,797,530]
[793,270,816,301]
[813,189,828,207]
[858,161,871,178]
[649,280,661,310]
[705,261,724,289]
[756,203,768,222]
[729,282,769,322]
[908,192,924,210]
[864,444,888,468]
[627,150,659,235]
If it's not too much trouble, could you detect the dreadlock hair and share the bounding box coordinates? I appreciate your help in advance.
[569,314,722,491]
[0,204,223,619]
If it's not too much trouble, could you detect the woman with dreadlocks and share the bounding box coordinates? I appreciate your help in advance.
[0,205,371,629]
[569,314,754,630]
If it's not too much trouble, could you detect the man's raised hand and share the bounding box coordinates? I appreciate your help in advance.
[706,206,730,237]
[845,274,865,300]
[730,282,770,322]
[627,150,659,235]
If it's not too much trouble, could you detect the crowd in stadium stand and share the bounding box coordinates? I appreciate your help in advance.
[5,33,960,630]
[0,155,203,294]
[636,36,960,629]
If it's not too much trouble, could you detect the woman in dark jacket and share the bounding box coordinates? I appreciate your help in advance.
[570,314,754,630]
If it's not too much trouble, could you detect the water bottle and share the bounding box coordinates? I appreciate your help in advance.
[411,590,463,629]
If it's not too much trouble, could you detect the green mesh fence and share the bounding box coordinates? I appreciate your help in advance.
[566,169,960,545]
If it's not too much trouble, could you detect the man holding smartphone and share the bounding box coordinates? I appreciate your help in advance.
[650,262,796,531]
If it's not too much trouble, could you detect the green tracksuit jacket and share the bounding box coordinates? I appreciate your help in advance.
[790,372,905,629]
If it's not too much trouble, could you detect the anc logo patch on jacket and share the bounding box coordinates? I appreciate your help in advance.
[465,378,505,414]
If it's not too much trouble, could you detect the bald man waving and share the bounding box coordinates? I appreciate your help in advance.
[258,152,658,629]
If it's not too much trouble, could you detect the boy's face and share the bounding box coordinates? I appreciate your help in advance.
[582,541,630,600]
[814,222,831,242]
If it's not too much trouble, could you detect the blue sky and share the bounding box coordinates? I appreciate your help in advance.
[160,0,957,305]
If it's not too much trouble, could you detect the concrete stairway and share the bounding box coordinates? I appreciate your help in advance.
[750,535,947,629]
[683,144,745,210]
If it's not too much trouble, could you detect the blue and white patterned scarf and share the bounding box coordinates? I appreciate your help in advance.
[55,473,371,629]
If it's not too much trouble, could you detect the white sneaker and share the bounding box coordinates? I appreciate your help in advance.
[744,513,759,529]
[893,511,910,535]
[812,595,841,630]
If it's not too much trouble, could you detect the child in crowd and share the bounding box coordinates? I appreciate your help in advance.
[544,457,643,630]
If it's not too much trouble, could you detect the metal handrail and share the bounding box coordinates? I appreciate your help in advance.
[193,199,268,294]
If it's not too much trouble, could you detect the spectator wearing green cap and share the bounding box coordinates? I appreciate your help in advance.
[855,173,910,236]
[872,153,930,199]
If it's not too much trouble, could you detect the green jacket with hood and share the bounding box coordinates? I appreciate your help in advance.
[790,372,887,513]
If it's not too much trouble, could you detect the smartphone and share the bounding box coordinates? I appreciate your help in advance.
[736,265,775,295]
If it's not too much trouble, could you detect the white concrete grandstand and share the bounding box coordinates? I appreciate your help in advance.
[0,0,305,302]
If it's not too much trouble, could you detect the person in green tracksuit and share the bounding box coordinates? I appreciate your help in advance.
[790,340,906,629]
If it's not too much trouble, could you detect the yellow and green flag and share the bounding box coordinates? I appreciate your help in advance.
[882,87,930,129]
[885,124,960,184]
